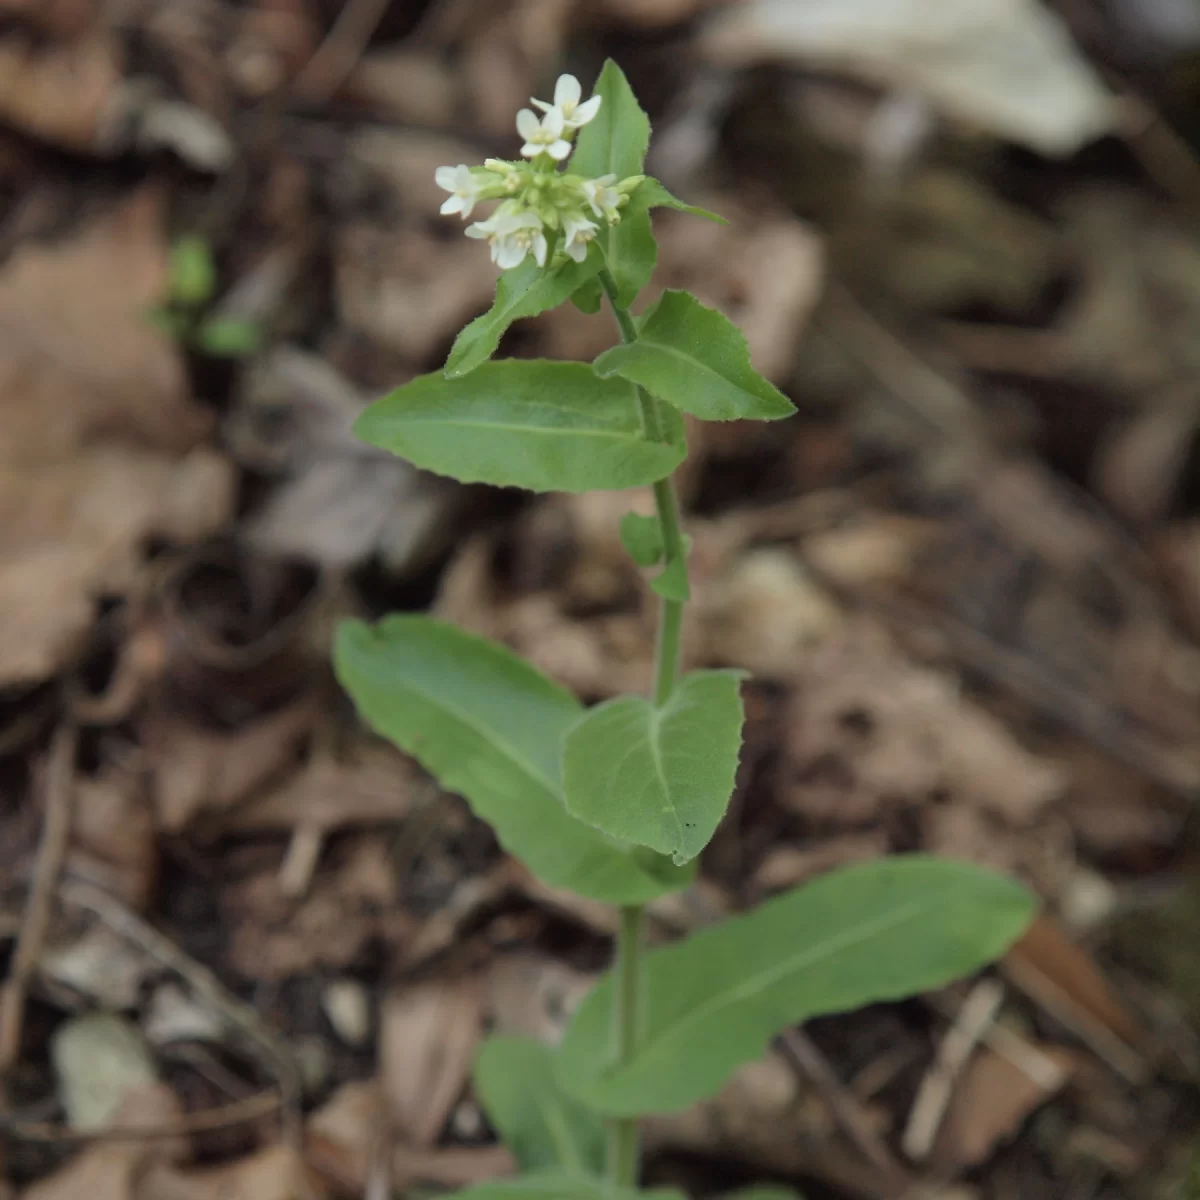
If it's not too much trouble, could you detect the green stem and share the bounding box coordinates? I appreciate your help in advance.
[607,904,643,1185]
[598,266,690,1186]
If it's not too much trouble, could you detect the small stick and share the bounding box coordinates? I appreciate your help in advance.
[291,0,393,107]
[903,979,1004,1161]
[0,723,78,1074]
[777,1027,915,1194]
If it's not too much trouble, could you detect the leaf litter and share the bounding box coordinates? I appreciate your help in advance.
[2,2,1200,1199]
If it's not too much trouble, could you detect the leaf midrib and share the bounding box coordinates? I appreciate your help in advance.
[380,416,659,443]
[626,337,762,401]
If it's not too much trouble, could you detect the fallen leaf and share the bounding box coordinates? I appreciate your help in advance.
[699,0,1117,155]
[380,977,483,1145]
[0,33,124,153]
[142,695,321,832]
[227,745,414,835]
[136,1145,324,1200]
[485,953,594,1044]
[68,767,156,909]
[21,1084,183,1200]
[0,447,235,686]
[932,1043,1075,1170]
[52,1013,157,1131]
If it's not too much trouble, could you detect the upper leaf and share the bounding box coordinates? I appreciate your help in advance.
[474,1037,605,1177]
[354,360,686,493]
[570,62,654,308]
[562,670,745,864]
[447,248,604,379]
[556,856,1037,1115]
[632,177,727,224]
[570,60,649,181]
[334,616,692,904]
[618,512,663,567]
[445,1174,686,1200]
[593,290,796,422]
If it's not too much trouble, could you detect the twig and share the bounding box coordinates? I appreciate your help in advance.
[0,723,78,1074]
[902,979,1004,1161]
[1,1089,280,1143]
[291,0,394,107]
[59,880,304,1144]
[777,1027,915,1195]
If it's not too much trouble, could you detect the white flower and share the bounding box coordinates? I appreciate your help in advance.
[561,212,599,262]
[466,208,548,269]
[435,164,487,218]
[516,106,572,160]
[579,174,622,223]
[532,74,602,130]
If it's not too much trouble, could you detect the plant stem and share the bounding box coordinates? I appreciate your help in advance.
[607,903,643,1184]
[598,267,691,1185]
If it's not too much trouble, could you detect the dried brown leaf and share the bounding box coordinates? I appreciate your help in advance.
[380,976,483,1145]
[932,1044,1075,1170]
[135,1145,324,1200]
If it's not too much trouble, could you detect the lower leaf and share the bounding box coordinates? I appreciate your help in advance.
[556,856,1037,1115]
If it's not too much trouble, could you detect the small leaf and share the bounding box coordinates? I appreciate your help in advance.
[570,60,650,182]
[571,276,603,315]
[195,317,263,357]
[446,1174,686,1200]
[562,670,745,864]
[334,617,692,904]
[447,248,604,378]
[474,1037,605,1177]
[570,61,655,308]
[649,555,689,602]
[619,512,663,567]
[594,290,795,422]
[633,177,728,224]
[169,234,216,306]
[355,360,685,494]
[556,856,1038,1115]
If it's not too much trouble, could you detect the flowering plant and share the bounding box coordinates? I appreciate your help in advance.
[335,63,1036,1200]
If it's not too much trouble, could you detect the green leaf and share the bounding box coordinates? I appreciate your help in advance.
[649,555,689,602]
[562,670,745,864]
[169,234,216,306]
[556,856,1037,1115]
[570,275,603,315]
[446,1174,685,1200]
[447,248,604,378]
[571,60,649,182]
[194,317,263,357]
[593,290,795,422]
[618,512,663,567]
[474,1037,605,1177]
[334,617,692,904]
[145,306,189,340]
[354,360,686,494]
[633,177,727,224]
[570,61,655,308]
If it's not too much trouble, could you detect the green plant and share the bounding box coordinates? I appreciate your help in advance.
[147,233,262,357]
[334,63,1037,1200]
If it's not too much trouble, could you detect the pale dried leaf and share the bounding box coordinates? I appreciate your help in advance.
[700,0,1117,155]
[135,1145,323,1200]
[52,1013,157,1131]
[0,34,124,152]
[381,977,483,1145]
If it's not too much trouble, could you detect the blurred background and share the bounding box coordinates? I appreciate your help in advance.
[4,1,1200,1197]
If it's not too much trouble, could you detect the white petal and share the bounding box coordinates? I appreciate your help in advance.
[594,173,616,185]
[533,233,549,267]
[465,223,487,239]
[564,239,586,262]
[520,142,541,159]
[496,241,527,269]
[458,196,476,218]
[547,139,572,160]
[555,74,581,109]
[541,106,565,138]
[516,108,540,140]
[571,95,602,126]
[435,165,459,191]
[531,98,552,113]
[440,195,464,214]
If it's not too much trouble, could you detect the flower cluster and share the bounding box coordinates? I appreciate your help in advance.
[435,74,642,271]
